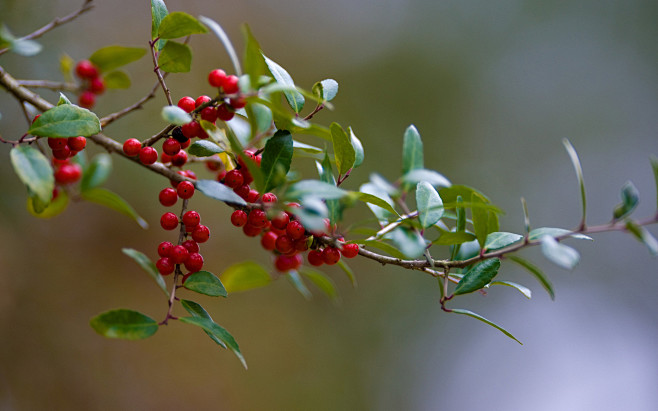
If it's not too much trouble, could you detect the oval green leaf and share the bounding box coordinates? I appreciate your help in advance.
[454,258,501,295]
[433,230,477,246]
[157,11,208,39]
[484,232,523,251]
[180,300,227,348]
[263,53,304,113]
[10,145,54,203]
[285,180,347,201]
[385,227,427,259]
[508,255,555,300]
[178,316,247,369]
[312,79,339,102]
[188,140,224,157]
[540,235,580,270]
[528,227,592,241]
[28,104,101,138]
[330,122,356,175]
[625,220,658,256]
[81,188,148,229]
[261,130,293,192]
[81,153,112,192]
[158,41,192,73]
[416,181,444,228]
[89,46,146,73]
[183,271,227,297]
[403,168,451,188]
[196,179,247,206]
[221,261,272,293]
[121,248,168,296]
[613,180,639,220]
[103,70,131,89]
[90,309,158,340]
[349,127,364,168]
[300,268,339,302]
[27,189,68,218]
[402,125,423,174]
[451,308,522,345]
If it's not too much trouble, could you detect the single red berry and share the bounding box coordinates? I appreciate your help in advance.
[261,193,277,203]
[340,243,360,258]
[177,96,196,113]
[275,235,294,254]
[78,91,96,109]
[181,121,201,139]
[197,127,209,139]
[224,169,244,188]
[52,146,71,160]
[286,220,306,240]
[200,106,218,123]
[182,240,199,254]
[248,209,268,228]
[89,78,105,94]
[195,95,212,108]
[192,224,210,243]
[54,163,82,184]
[184,253,204,272]
[208,69,227,88]
[216,104,234,121]
[160,212,179,230]
[159,187,178,206]
[274,254,302,272]
[322,247,341,265]
[75,60,99,79]
[162,138,181,155]
[171,151,188,167]
[161,152,172,163]
[230,210,248,227]
[170,245,190,265]
[294,237,309,252]
[261,231,278,251]
[307,250,324,266]
[206,156,222,171]
[156,257,175,275]
[158,241,174,258]
[181,169,197,180]
[48,137,68,150]
[216,170,227,182]
[271,211,290,230]
[229,96,247,109]
[177,181,195,199]
[180,138,191,149]
[247,189,260,203]
[222,75,240,94]
[123,138,142,156]
[184,225,196,233]
[67,136,86,151]
[139,146,158,165]
[182,210,201,227]
[243,223,262,237]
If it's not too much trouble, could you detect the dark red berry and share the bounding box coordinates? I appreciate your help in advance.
[184,253,204,272]
[171,151,188,167]
[75,60,99,79]
[159,187,178,206]
[162,138,181,155]
[160,212,179,230]
[247,189,260,203]
[322,247,341,265]
[67,136,86,151]
[48,137,68,150]
[156,257,175,275]
[158,241,174,258]
[294,237,309,252]
[89,78,105,94]
[340,243,359,258]
[231,210,248,227]
[181,121,201,139]
[78,91,96,109]
[274,254,302,272]
[52,146,71,160]
[208,69,227,88]
[224,169,244,188]
[177,181,195,199]
[182,240,199,254]
[216,104,234,121]
[222,75,240,94]
[234,184,250,200]
[180,169,197,180]
[261,231,278,251]
[123,138,142,156]
[139,146,158,165]
[170,245,190,265]
[195,95,211,108]
[248,209,268,228]
[191,225,210,243]
[229,96,247,109]
[161,152,172,163]
[54,164,82,184]
[200,106,218,123]
[177,96,196,113]
[243,223,262,237]
[307,250,324,266]
[182,210,200,227]
[271,211,290,230]
[275,235,294,254]
[180,138,191,149]
[286,220,306,240]
[171,126,188,143]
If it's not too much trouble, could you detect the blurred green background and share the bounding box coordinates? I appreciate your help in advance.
[1,0,657,409]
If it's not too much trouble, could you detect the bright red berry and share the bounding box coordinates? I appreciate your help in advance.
[184,253,204,272]
[247,189,260,203]
[294,237,309,252]
[156,257,175,275]
[75,60,99,79]
[222,75,240,94]
[89,78,105,94]
[67,136,86,151]
[182,210,200,227]
[322,247,341,265]
[182,240,199,254]
[162,138,181,155]
[271,211,290,230]
[180,138,191,149]
[200,106,218,123]
[48,137,68,150]
[216,104,234,121]
[139,146,158,165]
[161,152,173,163]
[275,235,294,254]
[208,69,227,88]
[181,121,201,139]
[54,163,82,184]
[340,243,359,258]
[261,193,277,203]
[159,187,178,206]
[274,254,302,272]
[234,184,250,200]
[286,220,306,240]
[195,95,211,108]
[261,231,278,251]
[171,151,188,167]
[307,250,324,266]
[160,212,179,230]
[180,169,197,180]
[248,209,268,228]
[78,91,96,109]
[177,96,196,113]
[191,225,210,243]
[224,169,244,188]
[230,210,248,227]
[158,241,174,258]
[243,223,262,237]
[177,181,195,199]
[170,245,190,265]
[123,138,142,156]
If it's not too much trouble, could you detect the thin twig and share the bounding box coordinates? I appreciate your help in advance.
[149,38,173,106]
[16,80,79,91]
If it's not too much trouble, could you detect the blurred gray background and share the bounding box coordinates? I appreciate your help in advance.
[1,0,657,409]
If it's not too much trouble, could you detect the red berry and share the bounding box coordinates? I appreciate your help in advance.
[230,210,248,227]
[261,231,278,251]
[248,209,268,228]
[322,247,341,265]
[222,75,240,94]
[224,169,244,188]
[158,241,174,258]
[208,69,227,88]
[184,253,204,272]
[275,235,294,254]
[78,91,96,109]
[191,224,210,243]
[216,104,234,121]
[294,238,309,252]
[182,210,200,227]
[177,181,195,199]
[184,225,196,233]
[247,189,260,203]
[159,187,178,206]
[234,184,250,200]
[271,211,290,230]
[177,96,196,113]
[139,146,158,165]
[54,163,82,184]
[182,240,199,254]
[170,245,190,265]
[75,60,99,79]
[161,152,172,163]
[156,257,175,275]
[162,138,181,155]
[286,220,306,240]
[274,254,302,272]
[229,96,247,109]
[195,95,211,108]
[89,78,105,94]
[180,138,191,149]
[307,250,324,266]
[243,223,262,237]
[340,243,359,258]
[160,212,179,230]
[180,169,197,180]
[67,136,86,151]
[171,151,188,167]
[181,121,201,139]
[48,137,68,150]
[52,146,71,160]
[123,138,142,156]
[261,193,277,203]
[206,157,222,171]
[200,106,218,123]
[197,127,209,139]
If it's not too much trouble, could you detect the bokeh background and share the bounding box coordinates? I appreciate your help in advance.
[1,0,657,409]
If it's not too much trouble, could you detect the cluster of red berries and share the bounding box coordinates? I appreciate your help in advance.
[74,60,105,109]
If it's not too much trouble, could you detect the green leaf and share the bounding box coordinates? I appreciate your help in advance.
[157,11,208,39]
[312,79,339,102]
[10,145,54,204]
[454,258,501,295]
[451,309,522,344]
[221,261,272,293]
[300,268,339,302]
[359,239,409,260]
[27,189,68,218]
[188,140,224,157]
[89,46,146,73]
[178,317,247,369]
[180,300,227,348]
[28,104,101,138]
[336,259,357,288]
[540,235,580,270]
[151,0,169,41]
[528,227,592,241]
[0,25,42,56]
[613,181,639,220]
[440,185,491,210]
[484,232,523,251]
[359,182,395,222]
[403,168,451,188]
[57,93,71,105]
[293,197,329,232]
[81,153,112,192]
[121,248,168,296]
[489,281,532,299]
[241,24,266,82]
[183,271,227,297]
[293,140,323,155]
[318,154,341,225]
[433,231,477,246]
[261,130,293,192]
[158,41,192,73]
[625,220,658,256]
[81,188,148,229]
[402,125,423,174]
[199,16,241,76]
[103,70,131,89]
[386,227,427,259]
[59,53,75,81]
[562,139,587,226]
[198,120,226,144]
[196,179,247,206]
[160,105,192,126]
[263,53,305,113]
[471,192,491,249]
[330,122,356,175]
[287,270,312,300]
[348,127,364,168]
[508,256,555,300]
[90,309,158,340]
[351,192,400,218]
[285,180,348,201]
[416,181,444,228]
[246,102,273,138]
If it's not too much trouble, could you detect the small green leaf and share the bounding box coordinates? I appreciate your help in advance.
[57,93,71,105]
[263,53,305,113]
[563,139,587,226]
[287,270,312,300]
[81,188,148,229]
[293,140,323,154]
[151,0,169,41]
[625,220,658,256]
[454,258,501,295]
[157,11,208,39]
[489,281,532,299]
[241,24,266,81]
[433,231,477,246]
[352,192,399,218]
[103,70,131,89]
[386,227,427,259]
[293,197,329,232]
[158,41,192,73]
[221,261,272,293]
[285,180,347,201]
[451,309,522,344]
[484,232,523,251]
[196,179,247,206]
[89,46,146,73]
[178,317,247,369]
[161,105,192,125]
[121,248,168,296]
[28,104,101,138]
[90,309,158,340]
[528,227,592,241]
[188,140,224,157]
[318,154,341,225]
[416,181,443,228]
[27,189,68,218]
[312,79,339,102]
[471,192,490,249]
[11,39,42,56]
[261,130,293,192]
[403,168,451,188]
[199,120,226,143]
[336,259,357,288]
[59,53,75,80]
[10,145,54,204]
[180,300,227,348]
[402,125,423,174]
[81,153,112,192]
[348,127,364,168]
[183,271,227,297]
[199,16,241,76]
[613,181,640,220]
[246,102,273,137]
[359,182,395,222]
[508,256,555,300]
[540,235,580,270]
[330,122,356,175]
[299,268,339,302]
